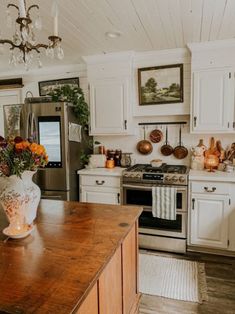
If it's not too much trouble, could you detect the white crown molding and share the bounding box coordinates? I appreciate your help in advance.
[134,48,190,62]
[83,51,135,65]
[187,39,235,53]
[0,63,87,79]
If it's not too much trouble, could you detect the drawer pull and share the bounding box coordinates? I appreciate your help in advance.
[96,180,105,185]
[204,187,216,192]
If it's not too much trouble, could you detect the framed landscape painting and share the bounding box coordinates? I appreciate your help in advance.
[138,64,183,105]
[38,77,79,96]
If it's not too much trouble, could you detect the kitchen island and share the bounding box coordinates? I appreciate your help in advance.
[0,200,142,314]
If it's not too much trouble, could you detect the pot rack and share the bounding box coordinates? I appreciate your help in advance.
[138,121,187,126]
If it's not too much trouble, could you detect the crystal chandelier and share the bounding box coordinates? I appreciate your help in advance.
[0,0,64,70]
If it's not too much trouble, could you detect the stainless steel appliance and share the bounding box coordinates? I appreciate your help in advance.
[121,164,189,253]
[13,99,92,201]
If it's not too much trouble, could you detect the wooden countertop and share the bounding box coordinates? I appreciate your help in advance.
[0,200,142,314]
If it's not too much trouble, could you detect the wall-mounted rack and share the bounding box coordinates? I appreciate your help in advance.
[138,121,187,126]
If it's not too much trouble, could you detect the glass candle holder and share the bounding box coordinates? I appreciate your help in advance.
[205,155,219,172]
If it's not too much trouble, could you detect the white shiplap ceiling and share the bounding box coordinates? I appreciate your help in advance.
[0,0,235,72]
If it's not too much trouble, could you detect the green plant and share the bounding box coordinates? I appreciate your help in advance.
[80,140,101,166]
[49,85,89,127]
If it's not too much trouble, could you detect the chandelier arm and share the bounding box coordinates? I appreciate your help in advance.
[27,5,39,15]
[7,4,20,13]
[0,39,18,49]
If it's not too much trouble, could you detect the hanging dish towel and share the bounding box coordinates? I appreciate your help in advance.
[69,123,82,142]
[152,186,176,220]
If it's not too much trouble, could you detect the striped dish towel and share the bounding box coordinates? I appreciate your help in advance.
[152,186,176,220]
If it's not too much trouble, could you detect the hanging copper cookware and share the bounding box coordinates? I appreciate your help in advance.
[137,126,153,155]
[160,126,173,156]
[149,127,163,143]
[173,125,188,159]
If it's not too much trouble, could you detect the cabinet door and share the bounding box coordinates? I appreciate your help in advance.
[99,246,122,314]
[0,89,21,137]
[89,78,129,135]
[122,223,138,314]
[191,68,234,133]
[191,194,229,249]
[76,283,98,314]
[81,186,120,205]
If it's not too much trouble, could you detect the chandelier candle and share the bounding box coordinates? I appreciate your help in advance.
[18,0,26,18]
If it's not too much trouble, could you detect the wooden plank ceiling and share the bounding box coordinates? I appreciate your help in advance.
[0,0,234,72]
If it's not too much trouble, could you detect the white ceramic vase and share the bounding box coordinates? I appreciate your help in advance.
[0,171,40,233]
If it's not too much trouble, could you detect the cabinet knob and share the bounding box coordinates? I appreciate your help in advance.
[117,193,120,204]
[124,120,127,130]
[204,187,216,192]
[96,180,105,185]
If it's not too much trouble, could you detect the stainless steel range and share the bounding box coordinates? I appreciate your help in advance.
[121,164,189,253]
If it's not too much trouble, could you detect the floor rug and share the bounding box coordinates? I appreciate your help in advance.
[139,253,208,303]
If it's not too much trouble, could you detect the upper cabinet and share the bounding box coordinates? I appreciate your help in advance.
[83,52,134,136]
[188,39,235,134]
[191,68,234,133]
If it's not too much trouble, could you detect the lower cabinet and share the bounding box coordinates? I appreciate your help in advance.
[76,223,139,314]
[190,193,229,249]
[81,186,120,205]
[76,283,98,314]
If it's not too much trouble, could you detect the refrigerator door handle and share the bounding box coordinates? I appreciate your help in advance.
[31,112,38,142]
[26,112,31,139]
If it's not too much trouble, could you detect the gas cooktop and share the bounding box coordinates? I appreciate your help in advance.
[122,164,189,185]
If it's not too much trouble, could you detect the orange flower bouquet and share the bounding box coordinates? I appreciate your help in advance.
[0,136,48,236]
[0,136,48,177]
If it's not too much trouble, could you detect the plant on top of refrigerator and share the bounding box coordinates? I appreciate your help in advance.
[49,85,89,128]
[0,136,48,178]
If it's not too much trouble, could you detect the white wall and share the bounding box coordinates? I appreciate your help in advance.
[94,48,235,166]
[1,48,235,167]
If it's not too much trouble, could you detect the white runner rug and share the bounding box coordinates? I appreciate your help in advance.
[139,253,208,303]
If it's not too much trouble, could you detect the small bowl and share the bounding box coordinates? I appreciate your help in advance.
[150,159,163,168]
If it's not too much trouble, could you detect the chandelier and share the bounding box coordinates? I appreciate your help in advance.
[0,0,64,70]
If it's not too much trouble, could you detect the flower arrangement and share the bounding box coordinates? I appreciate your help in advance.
[0,136,48,177]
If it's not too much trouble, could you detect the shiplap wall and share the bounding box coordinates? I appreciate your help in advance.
[1,47,235,167]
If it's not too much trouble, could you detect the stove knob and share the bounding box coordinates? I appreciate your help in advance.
[165,175,171,181]
[123,173,130,177]
[131,174,137,178]
[136,174,141,179]
[179,176,185,183]
[172,176,178,183]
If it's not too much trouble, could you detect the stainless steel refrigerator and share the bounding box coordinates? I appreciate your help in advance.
[5,99,92,201]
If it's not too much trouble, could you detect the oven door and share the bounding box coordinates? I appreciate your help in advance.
[122,183,187,212]
[122,183,187,239]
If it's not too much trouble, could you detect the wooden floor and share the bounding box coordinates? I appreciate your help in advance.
[139,250,235,314]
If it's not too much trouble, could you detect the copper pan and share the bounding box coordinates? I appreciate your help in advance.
[137,126,153,155]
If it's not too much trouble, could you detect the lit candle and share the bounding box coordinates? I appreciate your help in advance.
[18,0,26,18]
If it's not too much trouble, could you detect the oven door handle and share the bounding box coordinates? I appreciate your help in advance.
[122,184,187,191]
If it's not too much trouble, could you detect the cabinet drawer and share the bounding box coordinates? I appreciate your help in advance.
[191,181,229,195]
[81,175,120,188]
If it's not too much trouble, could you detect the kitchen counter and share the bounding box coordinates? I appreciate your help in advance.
[77,167,125,176]
[189,169,235,182]
[0,200,142,314]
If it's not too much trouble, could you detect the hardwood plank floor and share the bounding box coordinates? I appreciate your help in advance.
[139,250,235,314]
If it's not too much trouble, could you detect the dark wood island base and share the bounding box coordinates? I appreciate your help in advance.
[0,200,142,314]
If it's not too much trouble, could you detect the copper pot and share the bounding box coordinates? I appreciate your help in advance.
[137,127,153,155]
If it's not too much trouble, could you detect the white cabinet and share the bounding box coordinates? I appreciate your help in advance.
[78,168,123,205]
[0,89,21,137]
[190,193,229,249]
[191,68,234,133]
[83,51,133,136]
[89,78,129,135]
[81,186,120,205]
